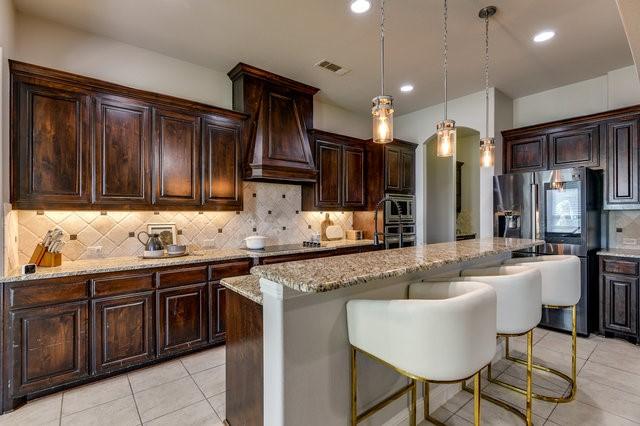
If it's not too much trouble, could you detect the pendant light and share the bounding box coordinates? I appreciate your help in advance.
[479,6,496,168]
[372,0,394,144]
[436,0,455,157]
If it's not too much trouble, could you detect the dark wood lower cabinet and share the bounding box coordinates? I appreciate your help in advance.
[8,301,89,398]
[92,292,155,374]
[157,283,208,356]
[599,255,640,343]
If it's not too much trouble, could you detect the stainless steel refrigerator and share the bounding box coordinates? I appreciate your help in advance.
[493,167,602,336]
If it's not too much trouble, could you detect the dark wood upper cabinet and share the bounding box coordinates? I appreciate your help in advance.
[202,115,243,210]
[152,108,202,207]
[302,130,366,210]
[400,149,415,193]
[92,292,155,374]
[504,135,547,173]
[8,301,89,397]
[10,61,246,211]
[605,117,639,209]
[95,95,151,207]
[549,125,601,169]
[343,146,365,207]
[11,76,92,209]
[228,63,319,183]
[384,142,416,194]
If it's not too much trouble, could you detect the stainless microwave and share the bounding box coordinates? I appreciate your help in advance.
[384,194,415,223]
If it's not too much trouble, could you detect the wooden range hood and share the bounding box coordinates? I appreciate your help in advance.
[228,63,320,183]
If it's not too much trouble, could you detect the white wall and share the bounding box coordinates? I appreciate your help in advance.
[395,90,496,244]
[425,137,455,243]
[312,99,369,139]
[513,65,640,128]
[456,133,481,235]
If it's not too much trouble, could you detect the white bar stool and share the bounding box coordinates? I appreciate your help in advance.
[347,281,497,426]
[501,255,581,403]
[457,266,542,425]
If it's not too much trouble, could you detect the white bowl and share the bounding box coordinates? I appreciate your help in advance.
[245,235,267,250]
[167,244,187,254]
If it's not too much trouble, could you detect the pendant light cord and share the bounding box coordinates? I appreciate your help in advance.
[380,0,385,96]
[484,13,490,139]
[443,0,448,119]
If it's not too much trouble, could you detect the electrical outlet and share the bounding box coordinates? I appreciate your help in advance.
[86,246,103,257]
[623,238,638,246]
[202,239,216,248]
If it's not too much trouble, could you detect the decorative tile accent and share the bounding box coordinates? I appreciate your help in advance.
[15,182,354,262]
[610,211,640,248]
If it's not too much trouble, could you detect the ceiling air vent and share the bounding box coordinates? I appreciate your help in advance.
[315,60,351,76]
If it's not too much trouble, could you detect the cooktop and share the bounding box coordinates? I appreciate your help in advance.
[241,242,322,253]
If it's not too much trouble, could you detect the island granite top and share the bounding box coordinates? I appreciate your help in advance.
[251,238,544,293]
[220,275,262,305]
[1,239,375,283]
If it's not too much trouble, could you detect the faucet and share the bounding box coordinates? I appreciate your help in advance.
[373,196,404,248]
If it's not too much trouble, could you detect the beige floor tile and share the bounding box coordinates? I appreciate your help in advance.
[457,397,546,425]
[208,392,226,421]
[192,365,226,398]
[549,399,638,426]
[0,394,61,426]
[589,345,640,375]
[535,331,598,359]
[484,375,557,418]
[576,377,640,423]
[427,406,455,423]
[143,400,222,426]
[62,374,132,415]
[421,414,473,425]
[61,395,140,426]
[440,390,472,414]
[134,376,204,422]
[128,360,189,393]
[502,363,570,396]
[181,347,225,375]
[579,360,640,397]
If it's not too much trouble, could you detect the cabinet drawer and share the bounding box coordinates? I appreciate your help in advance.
[158,266,208,288]
[210,260,252,281]
[8,279,89,309]
[603,259,639,276]
[91,273,154,297]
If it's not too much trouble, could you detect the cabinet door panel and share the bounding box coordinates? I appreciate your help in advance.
[505,135,547,173]
[215,285,226,336]
[95,96,151,206]
[203,116,242,209]
[153,108,201,206]
[385,146,401,192]
[9,302,88,396]
[603,274,638,336]
[606,119,639,208]
[157,283,208,356]
[343,146,365,207]
[13,81,91,207]
[93,293,154,374]
[401,150,415,193]
[549,126,600,169]
[316,141,341,208]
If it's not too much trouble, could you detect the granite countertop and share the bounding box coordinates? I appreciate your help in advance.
[220,275,262,305]
[597,248,640,259]
[1,239,376,283]
[251,238,544,293]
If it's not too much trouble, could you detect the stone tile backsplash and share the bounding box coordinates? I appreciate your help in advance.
[16,182,353,263]
[609,210,640,248]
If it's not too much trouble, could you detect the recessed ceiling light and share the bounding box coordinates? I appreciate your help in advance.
[400,84,414,93]
[350,0,371,14]
[533,30,555,43]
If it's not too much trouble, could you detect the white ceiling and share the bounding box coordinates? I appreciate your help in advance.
[13,0,633,115]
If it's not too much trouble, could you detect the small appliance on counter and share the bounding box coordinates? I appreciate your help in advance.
[29,228,65,267]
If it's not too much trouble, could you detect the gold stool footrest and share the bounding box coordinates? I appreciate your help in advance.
[461,381,528,423]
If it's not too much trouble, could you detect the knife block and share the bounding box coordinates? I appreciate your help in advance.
[28,244,62,267]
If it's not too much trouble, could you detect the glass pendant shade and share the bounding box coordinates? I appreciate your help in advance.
[372,95,394,144]
[479,137,495,168]
[436,119,456,157]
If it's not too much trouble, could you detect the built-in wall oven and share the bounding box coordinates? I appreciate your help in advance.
[384,194,415,223]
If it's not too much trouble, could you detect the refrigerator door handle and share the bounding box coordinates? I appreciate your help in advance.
[531,183,538,239]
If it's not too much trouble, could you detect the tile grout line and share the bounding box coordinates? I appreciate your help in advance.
[58,393,64,426]
[127,375,144,426]
[183,358,224,422]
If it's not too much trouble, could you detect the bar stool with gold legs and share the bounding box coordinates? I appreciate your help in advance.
[347,281,497,426]
[500,255,581,403]
[456,266,542,425]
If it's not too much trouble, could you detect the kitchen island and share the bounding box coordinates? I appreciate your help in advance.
[222,237,542,426]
